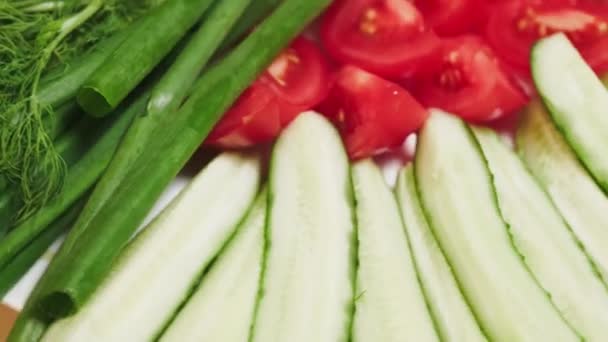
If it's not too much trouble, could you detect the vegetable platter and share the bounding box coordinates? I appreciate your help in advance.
[4,0,608,341]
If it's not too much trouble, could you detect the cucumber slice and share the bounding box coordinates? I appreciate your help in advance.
[351,160,438,342]
[473,126,608,340]
[160,190,267,342]
[395,165,487,342]
[251,112,355,342]
[42,152,261,342]
[532,33,608,192]
[517,101,608,283]
[415,109,578,342]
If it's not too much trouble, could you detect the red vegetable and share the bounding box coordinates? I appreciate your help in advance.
[414,0,488,36]
[320,0,441,78]
[207,37,331,147]
[413,36,527,122]
[485,0,608,76]
[319,65,428,159]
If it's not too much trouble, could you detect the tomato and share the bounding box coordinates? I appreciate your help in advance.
[318,65,428,159]
[207,37,331,147]
[414,0,488,36]
[485,0,608,76]
[412,36,528,122]
[320,0,441,78]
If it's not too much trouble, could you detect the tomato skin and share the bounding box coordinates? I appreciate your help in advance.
[321,0,442,78]
[413,36,528,122]
[485,0,608,76]
[415,0,489,36]
[207,37,332,148]
[318,65,429,159]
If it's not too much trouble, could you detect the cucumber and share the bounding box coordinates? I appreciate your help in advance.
[251,112,355,342]
[351,160,438,342]
[395,165,487,342]
[159,190,267,342]
[41,152,261,342]
[415,109,578,341]
[473,126,608,340]
[532,33,608,192]
[517,100,608,283]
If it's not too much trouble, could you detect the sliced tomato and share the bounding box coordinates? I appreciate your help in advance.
[318,65,429,159]
[485,0,608,76]
[413,36,528,122]
[414,0,488,36]
[207,37,331,148]
[320,0,441,78]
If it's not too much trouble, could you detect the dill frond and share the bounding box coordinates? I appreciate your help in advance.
[0,0,153,220]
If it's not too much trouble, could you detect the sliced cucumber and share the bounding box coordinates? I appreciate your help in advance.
[395,165,487,342]
[160,190,267,342]
[251,112,355,342]
[415,109,578,342]
[474,126,608,340]
[532,33,608,192]
[42,152,261,342]
[351,160,438,342]
[517,100,608,283]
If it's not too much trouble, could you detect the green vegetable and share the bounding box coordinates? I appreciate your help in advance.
[0,0,106,219]
[77,0,215,116]
[517,101,608,284]
[42,152,261,342]
[148,0,252,115]
[532,33,608,193]
[0,97,142,274]
[0,0,153,220]
[18,0,330,330]
[395,166,487,342]
[415,109,578,341]
[251,113,355,342]
[474,126,608,340]
[0,200,84,299]
[160,190,266,342]
[218,0,281,51]
[63,0,253,275]
[351,160,438,342]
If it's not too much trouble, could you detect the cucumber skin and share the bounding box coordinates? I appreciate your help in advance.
[252,112,356,342]
[395,166,487,342]
[351,160,439,342]
[517,101,608,285]
[531,34,608,193]
[159,190,266,342]
[414,110,579,342]
[474,126,608,340]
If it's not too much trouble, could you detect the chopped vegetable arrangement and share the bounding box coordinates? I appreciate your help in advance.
[3,0,608,341]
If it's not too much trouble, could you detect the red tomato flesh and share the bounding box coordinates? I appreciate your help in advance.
[321,0,441,78]
[414,0,488,36]
[207,37,331,148]
[318,65,429,160]
[413,36,528,122]
[486,0,608,76]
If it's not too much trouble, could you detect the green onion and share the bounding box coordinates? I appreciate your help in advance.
[36,29,133,110]
[77,0,216,116]
[219,0,282,51]
[0,200,84,299]
[74,0,254,242]
[9,1,330,340]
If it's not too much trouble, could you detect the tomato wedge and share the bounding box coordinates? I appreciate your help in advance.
[321,0,441,78]
[318,65,428,159]
[414,0,488,36]
[485,0,608,76]
[412,36,528,122]
[207,37,331,148]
